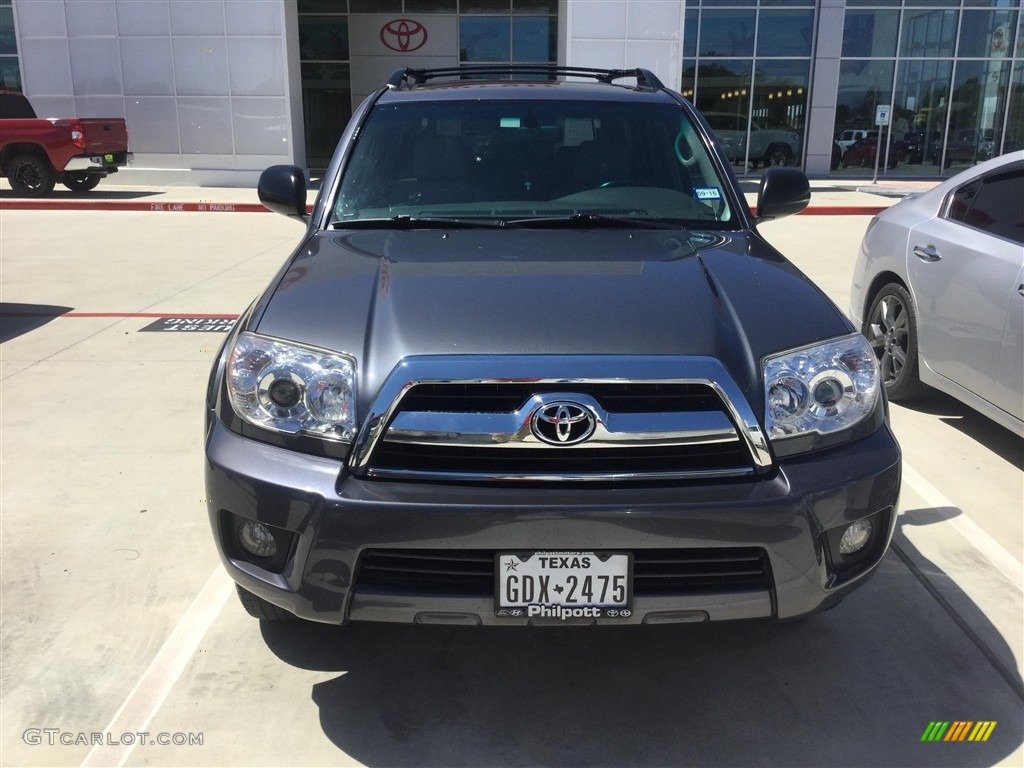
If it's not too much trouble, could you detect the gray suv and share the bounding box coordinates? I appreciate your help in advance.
[205,66,900,627]
[703,111,803,169]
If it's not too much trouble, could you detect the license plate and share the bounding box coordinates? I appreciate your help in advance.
[496,551,632,619]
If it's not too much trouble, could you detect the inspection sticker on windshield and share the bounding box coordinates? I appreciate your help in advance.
[496,551,632,619]
[694,187,722,200]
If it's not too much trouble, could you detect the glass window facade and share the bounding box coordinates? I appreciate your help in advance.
[298,1,557,168]
[298,4,351,169]
[460,1,557,66]
[835,2,1023,178]
[9,0,1019,180]
[683,1,814,175]
[0,0,19,91]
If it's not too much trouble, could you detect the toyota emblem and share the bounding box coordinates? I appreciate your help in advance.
[380,19,428,53]
[531,401,596,446]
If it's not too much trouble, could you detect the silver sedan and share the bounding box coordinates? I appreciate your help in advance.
[850,151,1024,436]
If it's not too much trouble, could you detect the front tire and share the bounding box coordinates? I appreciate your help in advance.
[8,154,55,197]
[764,145,793,167]
[235,584,297,621]
[62,172,102,192]
[865,282,927,401]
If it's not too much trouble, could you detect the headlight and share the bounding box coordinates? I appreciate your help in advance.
[227,332,356,442]
[764,333,879,440]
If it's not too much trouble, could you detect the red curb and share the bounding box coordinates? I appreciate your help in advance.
[1,200,885,215]
[0,200,270,213]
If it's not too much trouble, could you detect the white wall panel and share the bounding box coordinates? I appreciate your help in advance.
[70,38,122,95]
[178,97,234,154]
[172,37,229,96]
[121,37,174,96]
[228,37,284,97]
[115,0,170,37]
[14,0,66,38]
[225,0,281,36]
[231,97,288,155]
[20,38,72,94]
[566,0,683,91]
[66,0,117,38]
[124,96,180,153]
[169,0,225,36]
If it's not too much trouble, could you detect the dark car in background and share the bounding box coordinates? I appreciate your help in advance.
[842,134,899,169]
[929,134,980,165]
[898,131,926,164]
[205,65,901,629]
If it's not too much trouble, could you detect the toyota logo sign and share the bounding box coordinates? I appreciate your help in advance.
[380,19,428,53]
[531,401,596,446]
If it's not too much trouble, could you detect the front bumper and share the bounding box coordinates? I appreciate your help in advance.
[205,419,901,626]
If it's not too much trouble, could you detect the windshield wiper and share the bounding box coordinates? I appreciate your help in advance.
[500,213,688,229]
[330,216,503,230]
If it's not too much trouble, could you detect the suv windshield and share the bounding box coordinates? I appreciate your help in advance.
[331,99,733,228]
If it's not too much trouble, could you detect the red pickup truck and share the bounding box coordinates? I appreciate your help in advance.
[0,91,131,197]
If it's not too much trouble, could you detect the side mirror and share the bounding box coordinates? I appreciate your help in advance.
[755,168,810,221]
[258,165,307,219]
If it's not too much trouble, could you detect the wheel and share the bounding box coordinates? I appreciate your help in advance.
[763,145,793,167]
[62,172,102,192]
[235,584,297,620]
[864,282,927,401]
[8,154,55,197]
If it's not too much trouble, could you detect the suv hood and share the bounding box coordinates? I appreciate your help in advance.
[254,229,851,411]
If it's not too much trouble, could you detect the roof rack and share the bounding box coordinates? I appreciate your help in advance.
[385,65,665,92]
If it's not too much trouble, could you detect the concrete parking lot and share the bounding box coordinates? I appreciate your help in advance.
[1,182,1021,767]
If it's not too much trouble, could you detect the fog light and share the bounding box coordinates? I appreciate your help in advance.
[239,521,277,558]
[839,519,873,555]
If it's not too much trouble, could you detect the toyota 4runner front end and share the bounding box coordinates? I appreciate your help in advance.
[205,66,901,626]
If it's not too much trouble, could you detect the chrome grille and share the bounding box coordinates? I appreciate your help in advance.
[351,356,772,482]
[395,382,724,414]
[369,441,752,477]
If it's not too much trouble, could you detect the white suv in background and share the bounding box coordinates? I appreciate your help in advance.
[836,129,869,152]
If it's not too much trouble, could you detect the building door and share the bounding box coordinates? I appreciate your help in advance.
[298,4,352,170]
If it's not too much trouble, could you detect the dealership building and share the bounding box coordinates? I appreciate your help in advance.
[1,0,1021,185]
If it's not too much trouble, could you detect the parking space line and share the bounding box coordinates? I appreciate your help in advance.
[891,542,1024,702]
[80,568,233,768]
[901,461,1024,591]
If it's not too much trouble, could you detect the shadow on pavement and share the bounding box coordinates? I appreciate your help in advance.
[0,303,72,342]
[895,507,1023,699]
[258,533,1023,767]
[0,188,160,200]
[899,389,1022,469]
